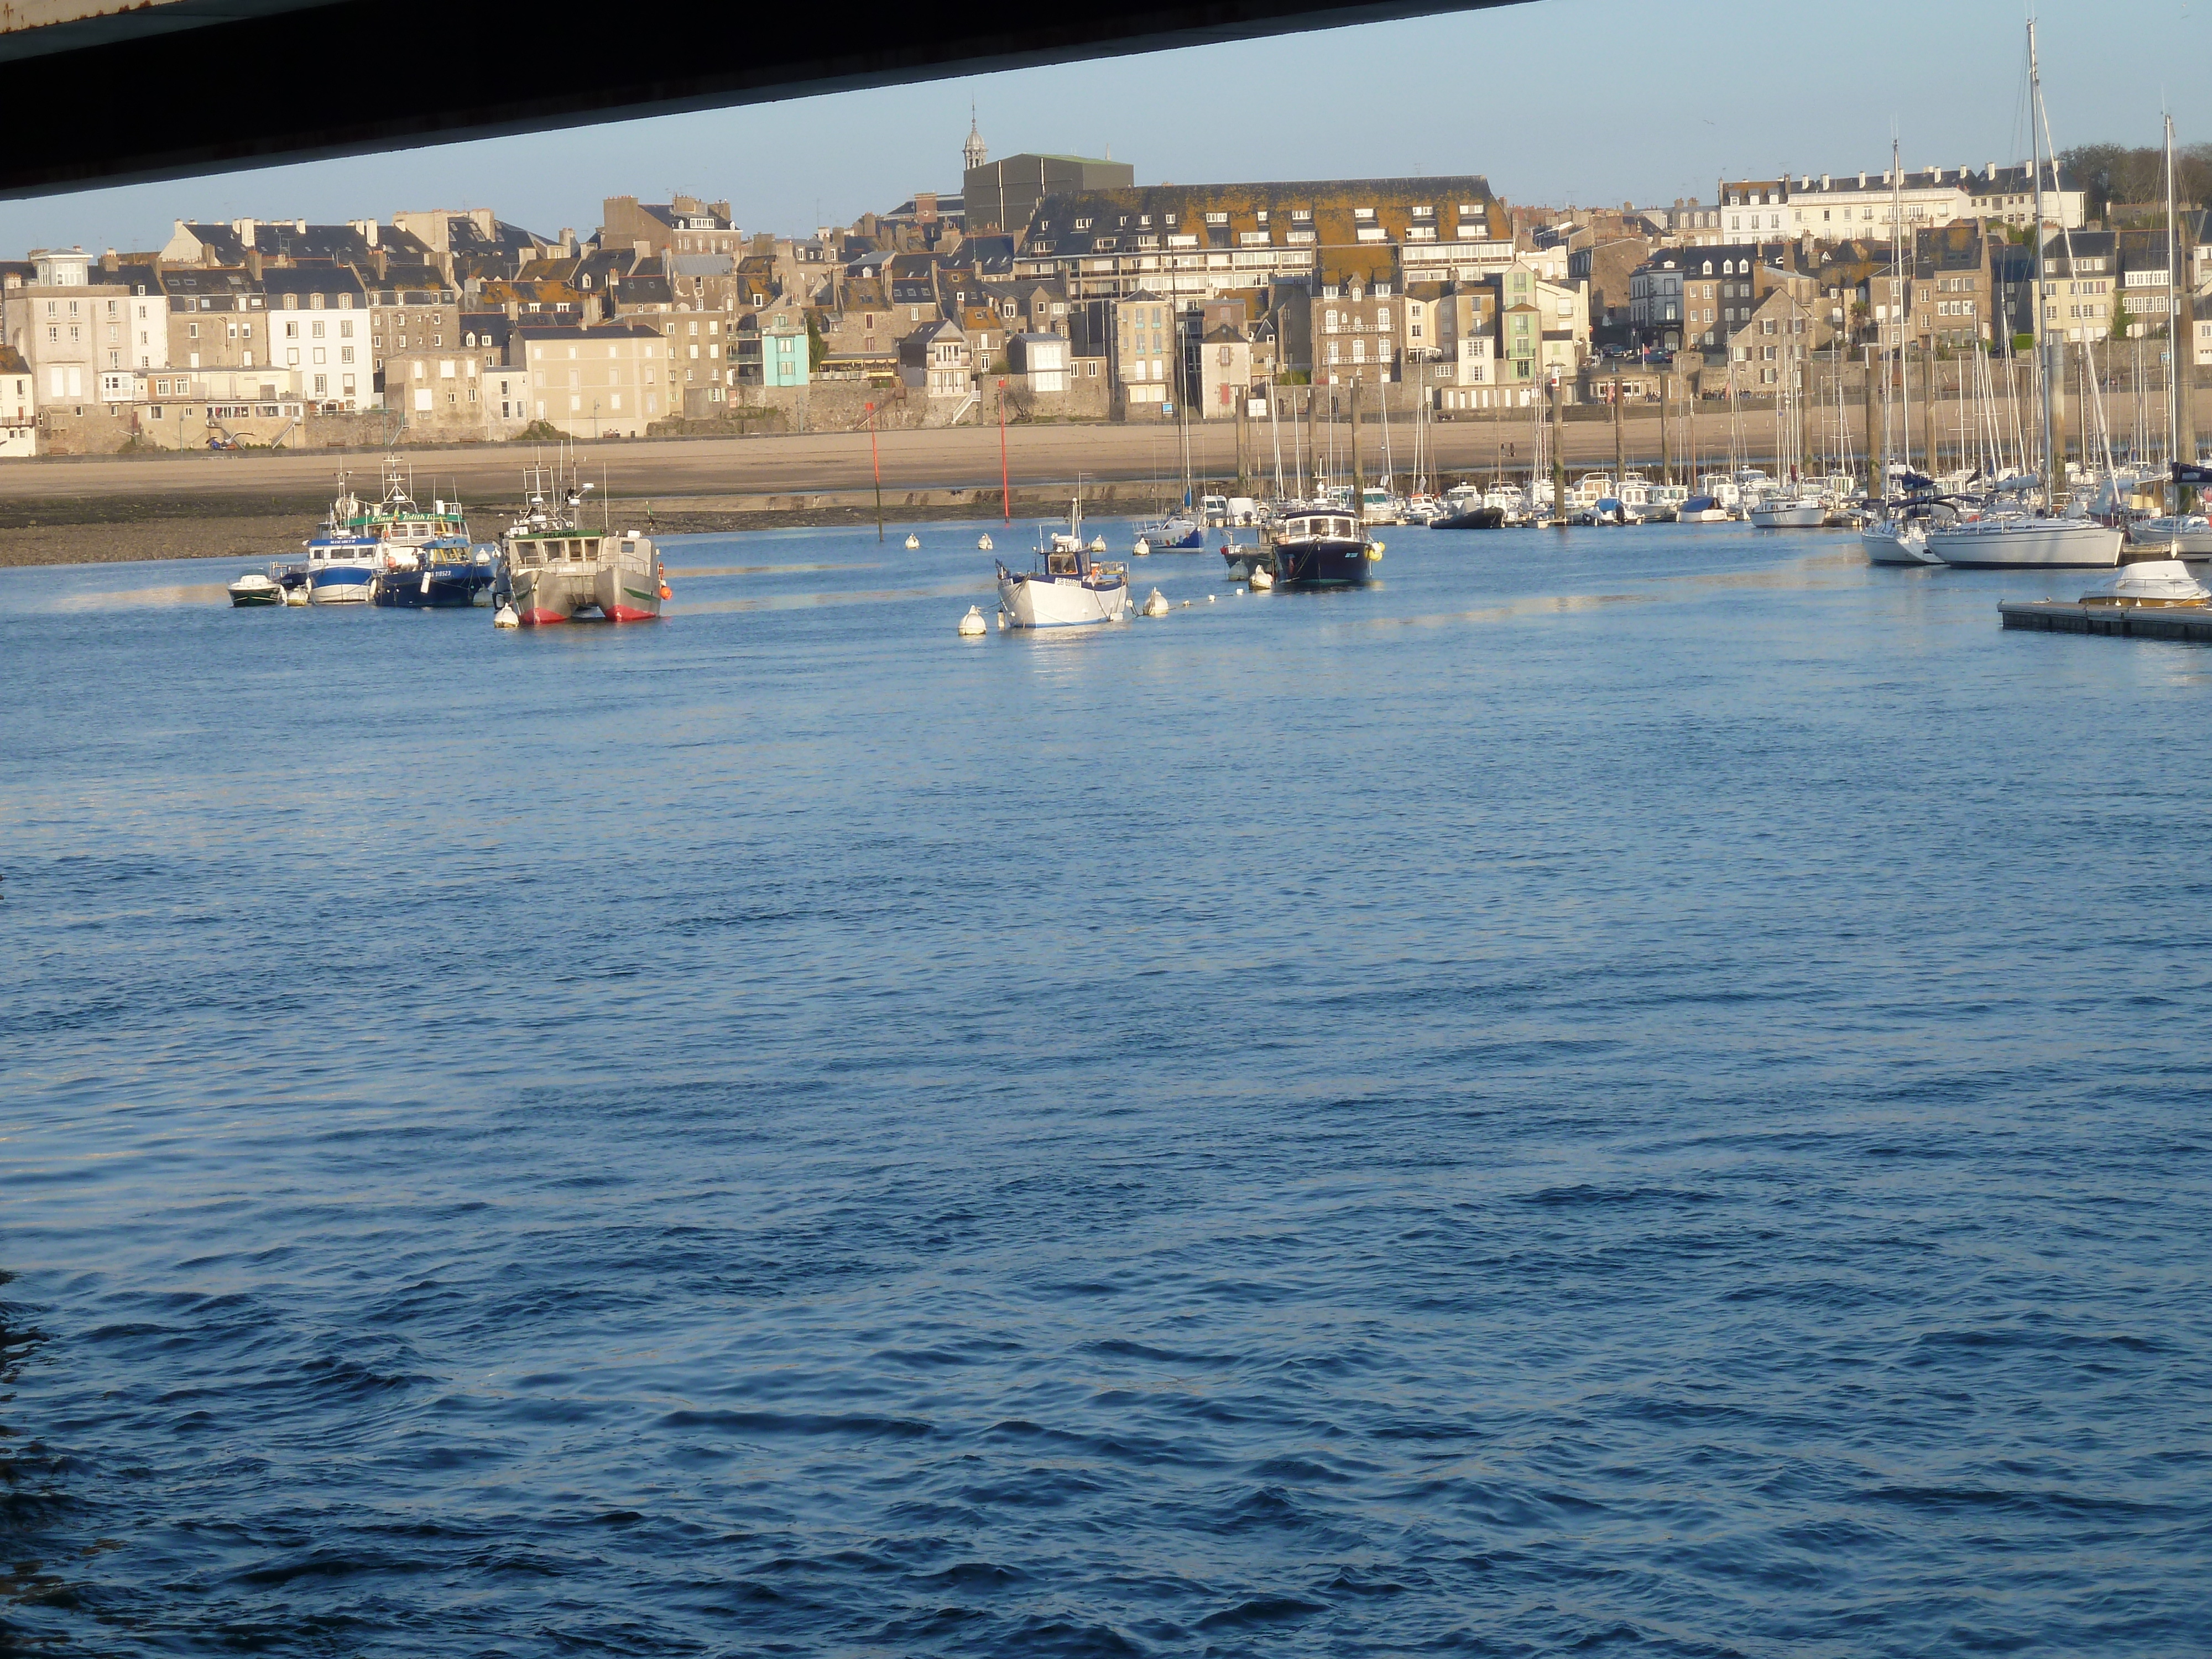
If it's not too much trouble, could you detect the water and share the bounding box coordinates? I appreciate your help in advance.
[4,523,2209,1656]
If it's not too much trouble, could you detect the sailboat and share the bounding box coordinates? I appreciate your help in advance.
[2124,118,2212,557]
[1135,361,1206,548]
[1929,22,2122,570]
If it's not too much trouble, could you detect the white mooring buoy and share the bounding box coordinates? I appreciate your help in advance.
[1250,566,1275,591]
[1133,537,1151,557]
[1141,588,1171,618]
[493,604,520,629]
[905,533,921,549]
[957,605,987,637]
[978,533,993,551]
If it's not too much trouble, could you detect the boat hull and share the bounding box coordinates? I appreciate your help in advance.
[997,572,1129,628]
[1750,503,1827,529]
[1431,508,1506,529]
[594,552,665,622]
[2127,519,2212,556]
[508,564,588,625]
[1927,520,2124,568]
[227,578,283,607]
[307,566,374,603]
[1272,537,1375,587]
[372,566,497,608]
[1136,520,1206,551]
[1861,525,1942,566]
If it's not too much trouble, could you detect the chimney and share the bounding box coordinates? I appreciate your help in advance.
[559,227,576,255]
[246,249,263,280]
[373,247,388,280]
[101,248,118,273]
[296,219,307,234]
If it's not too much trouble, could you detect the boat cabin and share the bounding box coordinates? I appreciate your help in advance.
[509,534,611,567]
[1278,513,1359,542]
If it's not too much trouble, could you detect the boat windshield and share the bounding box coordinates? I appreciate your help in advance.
[1046,550,1079,576]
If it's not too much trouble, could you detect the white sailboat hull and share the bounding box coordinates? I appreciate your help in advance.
[1750,503,1827,529]
[1926,519,2124,568]
[997,573,1129,628]
[1862,524,1942,566]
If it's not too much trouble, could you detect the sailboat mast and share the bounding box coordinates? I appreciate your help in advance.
[2166,111,2182,485]
[2031,19,2056,508]
[1893,138,1911,479]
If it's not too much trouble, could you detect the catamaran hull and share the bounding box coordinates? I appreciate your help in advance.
[1927,521,2124,568]
[594,560,664,623]
[507,564,590,625]
[997,573,1129,628]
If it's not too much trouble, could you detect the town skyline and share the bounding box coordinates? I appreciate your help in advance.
[0,0,2198,259]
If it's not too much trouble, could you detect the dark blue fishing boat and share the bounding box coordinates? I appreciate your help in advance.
[369,541,499,608]
[1254,507,1380,587]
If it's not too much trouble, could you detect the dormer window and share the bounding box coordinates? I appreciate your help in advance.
[1702,261,1713,275]
[1355,207,1375,221]
[1292,208,1312,222]
[1412,205,1433,219]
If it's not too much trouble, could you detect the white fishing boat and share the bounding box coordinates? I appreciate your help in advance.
[996,494,1130,628]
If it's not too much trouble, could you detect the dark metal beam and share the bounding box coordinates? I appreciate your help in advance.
[0,0,1526,199]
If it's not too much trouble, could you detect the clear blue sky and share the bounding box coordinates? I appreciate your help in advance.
[0,0,2197,257]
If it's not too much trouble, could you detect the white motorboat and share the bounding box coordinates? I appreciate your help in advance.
[2081,557,2211,607]
[1926,516,2123,569]
[226,571,283,607]
[1862,519,1942,566]
[997,495,1130,628]
[1750,499,1827,530]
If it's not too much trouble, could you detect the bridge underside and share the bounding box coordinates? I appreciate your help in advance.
[0,0,1525,199]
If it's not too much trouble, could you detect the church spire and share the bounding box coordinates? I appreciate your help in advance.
[963,104,987,174]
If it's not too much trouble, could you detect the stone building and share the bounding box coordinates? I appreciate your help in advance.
[517,324,671,436]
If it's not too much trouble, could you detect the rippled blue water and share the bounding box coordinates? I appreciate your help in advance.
[4,522,2210,1656]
